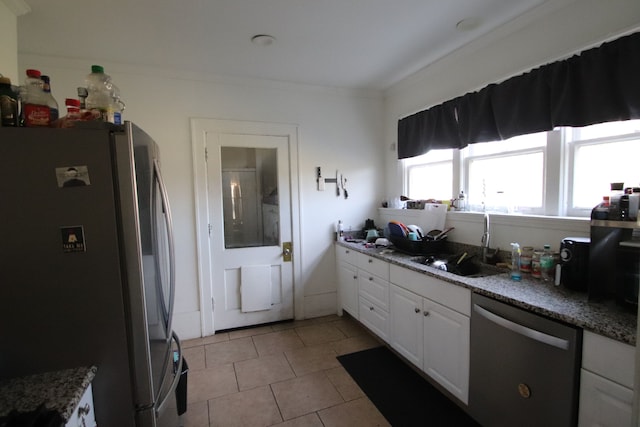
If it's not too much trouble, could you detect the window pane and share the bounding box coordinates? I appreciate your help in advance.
[468,152,543,212]
[221,147,279,248]
[407,162,452,200]
[467,132,546,156]
[573,119,640,141]
[573,138,640,208]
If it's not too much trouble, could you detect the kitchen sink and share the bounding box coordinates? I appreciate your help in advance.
[409,255,507,278]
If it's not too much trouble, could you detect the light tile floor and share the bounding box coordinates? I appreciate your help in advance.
[180,314,391,427]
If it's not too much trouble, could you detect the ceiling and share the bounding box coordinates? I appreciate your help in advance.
[17,0,548,91]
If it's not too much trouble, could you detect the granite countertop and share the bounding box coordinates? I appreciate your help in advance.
[338,240,638,346]
[0,366,97,422]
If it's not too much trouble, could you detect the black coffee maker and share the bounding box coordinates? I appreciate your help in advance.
[559,237,590,291]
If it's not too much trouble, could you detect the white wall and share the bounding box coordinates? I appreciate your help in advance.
[18,54,385,339]
[0,0,20,82]
[382,0,640,248]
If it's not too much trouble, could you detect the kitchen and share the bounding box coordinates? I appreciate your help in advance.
[1,0,640,425]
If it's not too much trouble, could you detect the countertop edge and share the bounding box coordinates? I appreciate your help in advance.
[0,365,97,421]
[337,241,637,346]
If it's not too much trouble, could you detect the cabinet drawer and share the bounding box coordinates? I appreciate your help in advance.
[356,252,390,281]
[390,264,470,316]
[336,245,357,265]
[582,331,635,389]
[359,296,389,341]
[358,274,389,310]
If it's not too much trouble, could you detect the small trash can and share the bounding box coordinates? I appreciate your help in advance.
[174,351,189,416]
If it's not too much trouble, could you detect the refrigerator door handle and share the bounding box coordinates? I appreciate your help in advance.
[156,331,183,417]
[154,159,176,337]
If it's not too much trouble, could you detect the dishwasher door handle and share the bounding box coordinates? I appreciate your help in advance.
[473,304,570,350]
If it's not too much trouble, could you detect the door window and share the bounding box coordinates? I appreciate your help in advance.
[221,147,279,248]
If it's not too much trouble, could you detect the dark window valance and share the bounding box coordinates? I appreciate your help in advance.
[398,31,640,159]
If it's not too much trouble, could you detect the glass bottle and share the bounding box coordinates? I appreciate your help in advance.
[0,76,18,127]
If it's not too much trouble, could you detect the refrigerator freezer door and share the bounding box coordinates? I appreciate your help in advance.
[0,127,137,426]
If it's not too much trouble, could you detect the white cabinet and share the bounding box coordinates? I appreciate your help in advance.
[422,297,470,404]
[66,384,96,427]
[578,331,636,427]
[336,246,358,317]
[356,251,390,341]
[389,264,470,404]
[389,284,423,368]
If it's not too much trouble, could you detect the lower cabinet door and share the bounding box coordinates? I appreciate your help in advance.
[423,298,470,404]
[66,384,96,427]
[389,284,423,368]
[578,369,633,427]
[337,261,358,317]
[358,296,389,341]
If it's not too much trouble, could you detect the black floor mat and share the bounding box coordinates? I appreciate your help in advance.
[337,346,481,427]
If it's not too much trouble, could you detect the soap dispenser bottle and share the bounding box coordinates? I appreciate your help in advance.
[510,243,522,281]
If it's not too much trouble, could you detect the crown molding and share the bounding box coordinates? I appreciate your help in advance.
[2,0,31,16]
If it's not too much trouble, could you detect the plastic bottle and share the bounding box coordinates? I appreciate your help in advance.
[77,87,88,111]
[520,246,534,274]
[457,190,466,211]
[540,244,554,282]
[0,76,18,127]
[58,98,82,128]
[510,243,521,281]
[40,75,59,123]
[21,69,51,127]
[108,85,124,125]
[85,65,113,122]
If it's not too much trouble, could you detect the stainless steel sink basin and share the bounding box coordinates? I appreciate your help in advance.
[409,255,507,278]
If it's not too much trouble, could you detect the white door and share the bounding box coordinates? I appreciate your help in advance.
[191,119,301,334]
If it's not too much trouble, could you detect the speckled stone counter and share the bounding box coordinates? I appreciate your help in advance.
[0,366,97,422]
[338,241,638,346]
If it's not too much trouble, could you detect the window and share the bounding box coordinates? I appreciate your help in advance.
[403,149,453,201]
[566,120,640,216]
[464,132,546,214]
[402,119,640,217]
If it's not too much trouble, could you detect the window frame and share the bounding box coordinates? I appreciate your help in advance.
[400,122,640,218]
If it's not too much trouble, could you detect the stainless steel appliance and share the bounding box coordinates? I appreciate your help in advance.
[469,293,581,427]
[0,123,184,426]
[559,237,590,291]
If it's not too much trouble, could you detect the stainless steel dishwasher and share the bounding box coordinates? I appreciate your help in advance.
[469,293,582,427]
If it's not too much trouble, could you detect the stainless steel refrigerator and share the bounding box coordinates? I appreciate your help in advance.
[0,122,184,426]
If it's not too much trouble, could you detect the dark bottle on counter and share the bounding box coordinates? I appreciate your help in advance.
[0,76,18,127]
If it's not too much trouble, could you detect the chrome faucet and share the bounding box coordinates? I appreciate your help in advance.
[481,213,494,263]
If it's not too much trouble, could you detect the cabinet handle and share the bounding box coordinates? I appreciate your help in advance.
[368,259,373,263]
[414,307,420,313]
[345,250,350,253]
[423,311,430,316]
